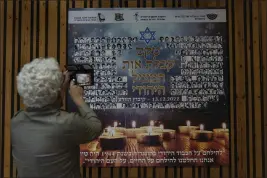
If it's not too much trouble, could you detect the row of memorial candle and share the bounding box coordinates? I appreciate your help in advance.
[179,120,229,142]
[103,120,228,143]
[111,120,228,135]
[100,120,176,147]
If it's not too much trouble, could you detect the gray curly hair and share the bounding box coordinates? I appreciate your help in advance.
[17,58,63,108]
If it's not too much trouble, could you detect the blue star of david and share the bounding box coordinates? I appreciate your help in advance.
[139,27,156,45]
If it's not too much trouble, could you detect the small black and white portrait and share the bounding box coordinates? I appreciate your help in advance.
[79,37,85,43]
[95,103,101,109]
[90,96,95,102]
[111,37,116,43]
[96,63,101,70]
[106,63,111,69]
[123,43,127,49]
[95,50,100,56]
[106,37,111,43]
[117,50,122,56]
[159,36,164,42]
[117,43,122,49]
[112,71,117,76]
[171,83,176,88]
[122,83,127,88]
[96,37,100,43]
[112,63,116,69]
[133,37,138,42]
[90,37,95,43]
[95,76,101,82]
[74,44,79,51]
[91,44,95,49]
[95,57,101,63]
[105,71,111,76]
[91,50,95,56]
[84,51,90,57]
[100,70,106,76]
[122,103,127,108]
[106,57,111,62]
[85,44,90,50]
[170,43,175,48]
[117,76,122,82]
[95,70,100,76]
[95,44,101,50]
[112,44,116,50]
[165,36,169,42]
[181,49,186,56]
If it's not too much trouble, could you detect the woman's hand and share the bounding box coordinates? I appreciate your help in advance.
[62,70,71,91]
[69,80,85,106]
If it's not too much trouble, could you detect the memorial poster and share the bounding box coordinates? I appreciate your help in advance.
[67,8,229,167]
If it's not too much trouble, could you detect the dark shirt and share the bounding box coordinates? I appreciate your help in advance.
[11,101,102,178]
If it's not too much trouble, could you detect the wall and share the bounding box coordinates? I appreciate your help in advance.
[0,0,266,178]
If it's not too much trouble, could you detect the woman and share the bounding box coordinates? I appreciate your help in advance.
[12,58,102,178]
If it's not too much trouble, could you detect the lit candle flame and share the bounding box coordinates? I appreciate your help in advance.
[160,124,164,130]
[200,124,204,131]
[147,126,153,135]
[132,121,136,128]
[150,120,154,126]
[186,120,191,127]
[114,121,118,127]
[222,122,227,129]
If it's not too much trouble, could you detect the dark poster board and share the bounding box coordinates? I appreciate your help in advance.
[67,8,229,167]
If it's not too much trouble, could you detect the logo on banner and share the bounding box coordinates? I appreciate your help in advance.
[206,13,218,20]
[134,12,139,22]
[139,27,156,45]
[97,13,105,22]
[115,13,124,21]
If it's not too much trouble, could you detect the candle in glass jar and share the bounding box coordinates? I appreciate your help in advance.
[137,126,162,145]
[213,122,229,138]
[155,124,176,140]
[178,120,199,134]
[140,120,160,131]
[190,124,213,141]
[99,130,127,150]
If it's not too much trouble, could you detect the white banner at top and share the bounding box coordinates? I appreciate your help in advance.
[68,8,226,24]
